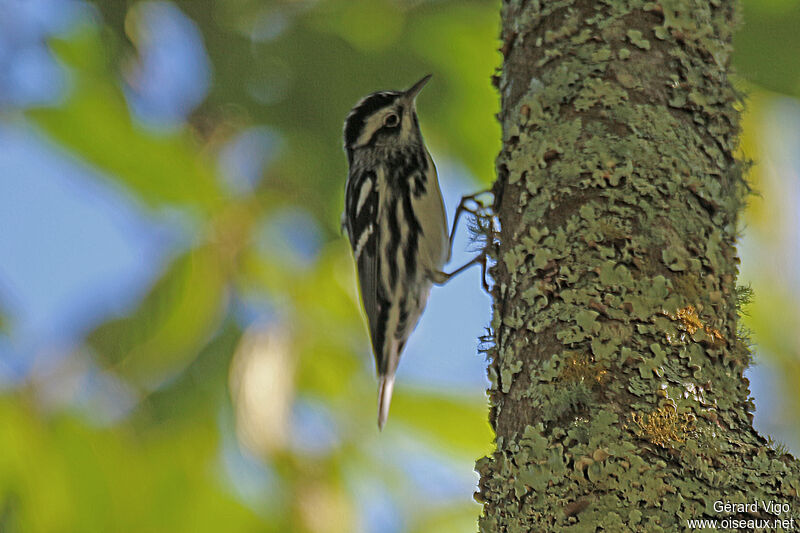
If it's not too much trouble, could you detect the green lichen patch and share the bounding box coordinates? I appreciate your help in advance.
[480,0,799,530]
[573,78,629,111]
[626,29,651,49]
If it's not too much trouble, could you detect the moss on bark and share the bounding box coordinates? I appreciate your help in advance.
[477,1,800,530]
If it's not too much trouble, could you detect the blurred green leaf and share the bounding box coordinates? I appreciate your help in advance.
[309,0,405,51]
[409,503,482,533]
[0,397,265,533]
[734,1,800,98]
[392,387,493,456]
[88,246,227,387]
[132,320,242,429]
[408,3,501,181]
[28,26,225,211]
[0,488,21,533]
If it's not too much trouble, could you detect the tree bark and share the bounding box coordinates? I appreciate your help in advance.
[477,1,800,530]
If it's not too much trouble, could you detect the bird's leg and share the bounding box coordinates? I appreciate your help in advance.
[433,190,495,292]
[447,190,493,253]
[433,253,490,292]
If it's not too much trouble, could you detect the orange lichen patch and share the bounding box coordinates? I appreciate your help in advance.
[559,353,608,385]
[631,405,695,448]
[675,305,703,334]
[663,305,724,343]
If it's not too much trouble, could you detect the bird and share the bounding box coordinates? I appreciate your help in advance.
[341,75,451,430]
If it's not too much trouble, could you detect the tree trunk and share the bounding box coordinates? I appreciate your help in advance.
[477,1,800,530]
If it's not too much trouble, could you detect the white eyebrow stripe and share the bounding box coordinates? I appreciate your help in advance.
[354,110,389,147]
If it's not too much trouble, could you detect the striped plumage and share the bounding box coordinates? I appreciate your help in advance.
[342,75,449,429]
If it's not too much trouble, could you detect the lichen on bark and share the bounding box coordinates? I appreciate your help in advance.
[476,1,800,530]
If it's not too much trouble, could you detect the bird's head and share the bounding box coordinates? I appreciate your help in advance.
[343,75,431,157]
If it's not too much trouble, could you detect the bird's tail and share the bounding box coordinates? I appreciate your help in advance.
[377,374,396,430]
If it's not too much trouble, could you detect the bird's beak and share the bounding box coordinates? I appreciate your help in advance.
[404,74,432,102]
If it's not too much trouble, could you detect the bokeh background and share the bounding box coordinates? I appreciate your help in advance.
[0,1,798,531]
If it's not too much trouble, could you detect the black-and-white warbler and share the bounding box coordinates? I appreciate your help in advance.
[342,75,488,429]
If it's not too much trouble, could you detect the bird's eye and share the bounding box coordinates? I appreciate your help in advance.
[384,113,400,127]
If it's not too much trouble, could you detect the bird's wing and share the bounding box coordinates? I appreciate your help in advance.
[344,169,384,364]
